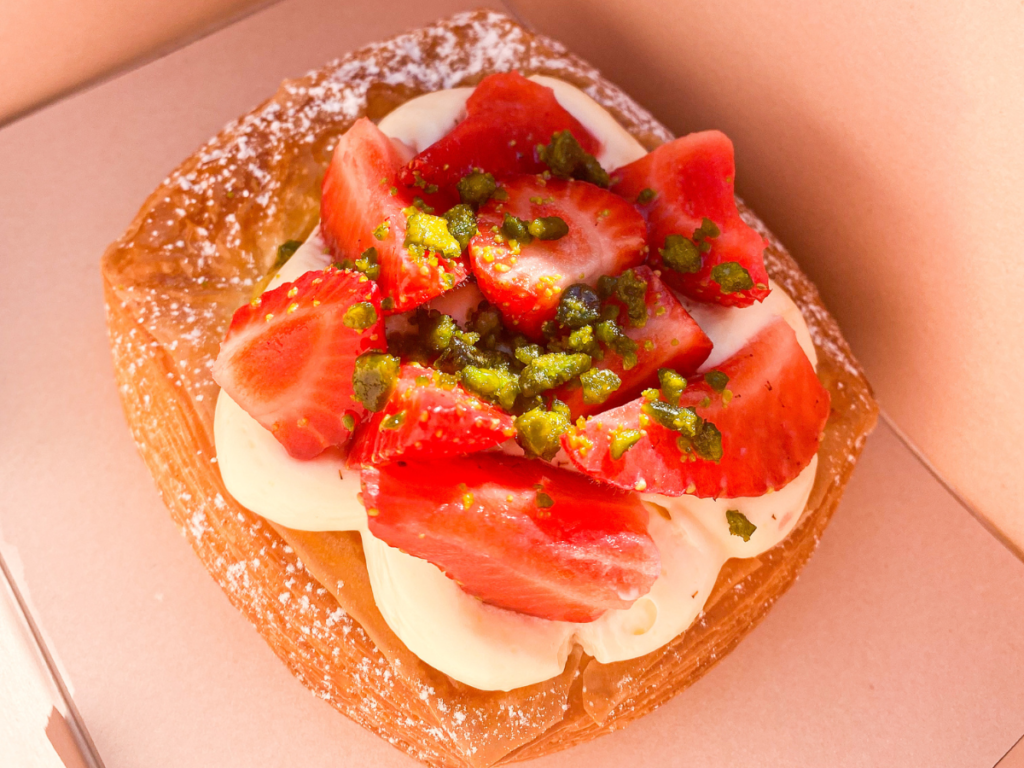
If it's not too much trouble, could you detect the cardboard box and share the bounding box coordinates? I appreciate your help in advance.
[0,0,1022,766]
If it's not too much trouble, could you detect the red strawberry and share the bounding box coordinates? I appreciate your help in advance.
[398,71,601,201]
[562,318,829,498]
[362,454,660,623]
[351,364,516,465]
[320,117,468,315]
[469,175,646,339]
[556,266,713,418]
[611,131,771,308]
[213,268,385,460]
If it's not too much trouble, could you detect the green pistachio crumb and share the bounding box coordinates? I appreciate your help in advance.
[275,239,302,269]
[693,421,723,462]
[501,213,533,244]
[405,211,462,260]
[514,343,544,365]
[642,400,701,436]
[726,509,757,542]
[443,204,478,250]
[342,413,356,431]
[550,399,571,419]
[381,410,407,430]
[594,320,639,370]
[660,234,702,274]
[658,368,687,406]
[614,268,649,327]
[580,368,621,405]
[704,370,730,393]
[412,171,439,195]
[636,188,657,205]
[457,171,498,207]
[418,310,458,353]
[519,352,592,398]
[460,366,521,411]
[556,283,601,329]
[536,491,555,508]
[528,216,569,241]
[342,301,379,330]
[693,217,721,250]
[334,247,381,281]
[373,220,390,240]
[352,352,400,412]
[515,406,571,460]
[596,274,618,300]
[567,325,597,354]
[711,261,754,293]
[537,130,609,187]
[610,426,644,460]
[381,296,395,311]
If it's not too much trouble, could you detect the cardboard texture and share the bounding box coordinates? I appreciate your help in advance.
[0,0,269,124]
[509,0,1024,554]
[1,0,1022,765]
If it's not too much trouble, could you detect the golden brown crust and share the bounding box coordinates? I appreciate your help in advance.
[101,10,878,767]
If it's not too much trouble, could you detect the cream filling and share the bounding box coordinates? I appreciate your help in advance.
[213,78,820,691]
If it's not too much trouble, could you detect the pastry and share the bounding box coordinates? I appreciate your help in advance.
[100,10,877,767]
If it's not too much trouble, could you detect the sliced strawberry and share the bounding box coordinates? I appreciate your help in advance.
[469,175,646,339]
[556,266,713,418]
[611,131,770,308]
[351,363,515,465]
[320,117,468,315]
[362,454,659,623]
[562,318,829,498]
[398,71,601,201]
[213,268,385,460]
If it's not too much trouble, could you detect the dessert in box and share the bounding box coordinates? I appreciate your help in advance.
[100,10,877,766]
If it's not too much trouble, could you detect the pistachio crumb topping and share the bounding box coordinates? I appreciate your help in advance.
[580,368,621,405]
[342,301,379,330]
[610,426,644,460]
[457,170,498,206]
[538,131,610,187]
[352,352,400,412]
[711,261,754,293]
[515,405,571,460]
[726,509,757,542]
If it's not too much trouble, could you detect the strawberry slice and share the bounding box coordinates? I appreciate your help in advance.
[562,318,829,498]
[362,454,660,623]
[351,363,515,465]
[321,117,468,315]
[556,266,713,418]
[213,268,385,460]
[398,71,601,201]
[469,175,646,339]
[611,130,771,308]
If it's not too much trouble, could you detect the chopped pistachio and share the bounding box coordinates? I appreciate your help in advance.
[275,239,302,268]
[693,217,721,250]
[514,343,544,365]
[538,130,610,187]
[535,491,555,508]
[417,310,458,353]
[528,216,569,241]
[726,509,757,542]
[567,325,597,354]
[342,301,379,330]
[610,426,644,460]
[658,368,687,406]
[636,188,657,205]
[443,204,478,250]
[550,399,571,419]
[556,283,601,329]
[614,268,649,327]
[642,400,701,436]
[704,370,730,393]
[501,213,533,244]
[594,320,639,370]
[711,261,754,293]
[515,406,571,460]
[457,171,498,207]
[519,352,591,398]
[342,413,356,432]
[411,171,439,195]
[460,366,521,411]
[373,220,390,240]
[596,274,618,301]
[352,352,399,412]
[405,211,462,260]
[580,368,621,405]
[660,234,702,274]
[693,421,723,462]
